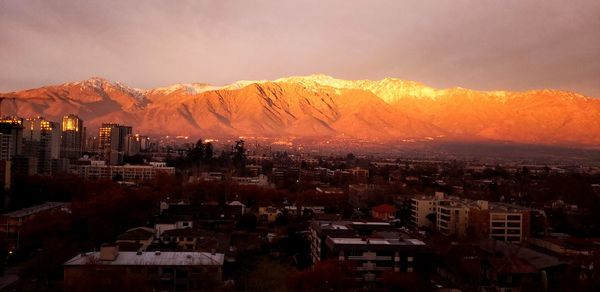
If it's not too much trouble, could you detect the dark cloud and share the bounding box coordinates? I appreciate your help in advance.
[1,0,599,96]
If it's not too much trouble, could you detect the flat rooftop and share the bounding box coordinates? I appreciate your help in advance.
[2,202,68,218]
[329,237,425,246]
[64,251,224,266]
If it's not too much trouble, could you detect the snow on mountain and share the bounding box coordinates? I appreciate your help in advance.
[2,75,599,147]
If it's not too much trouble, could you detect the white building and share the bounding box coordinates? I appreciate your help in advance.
[73,161,175,181]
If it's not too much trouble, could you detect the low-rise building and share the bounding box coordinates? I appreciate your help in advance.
[1,202,70,251]
[63,244,224,291]
[309,220,428,284]
[73,161,175,181]
[324,235,427,282]
[411,193,532,242]
[411,192,444,228]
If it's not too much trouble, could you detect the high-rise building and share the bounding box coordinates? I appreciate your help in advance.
[0,117,24,161]
[23,117,60,174]
[98,123,132,165]
[125,134,149,156]
[60,114,84,160]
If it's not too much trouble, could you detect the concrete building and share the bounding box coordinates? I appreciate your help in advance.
[412,192,532,242]
[488,203,531,243]
[60,114,84,160]
[22,117,60,174]
[349,166,369,179]
[10,155,37,176]
[73,161,175,182]
[309,220,428,284]
[98,123,132,165]
[0,118,23,161]
[1,202,70,251]
[125,134,148,156]
[231,174,269,187]
[0,160,10,190]
[411,192,444,228]
[63,244,224,291]
[435,199,470,237]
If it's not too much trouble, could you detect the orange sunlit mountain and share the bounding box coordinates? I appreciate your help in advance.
[2,74,599,147]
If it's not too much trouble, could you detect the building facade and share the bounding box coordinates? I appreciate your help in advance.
[98,123,132,165]
[60,114,84,160]
[73,161,175,181]
[411,193,532,242]
[63,244,224,291]
[22,117,60,174]
[309,220,428,285]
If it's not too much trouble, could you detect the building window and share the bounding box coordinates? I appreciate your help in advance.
[376,251,393,257]
[507,215,521,221]
[507,236,521,242]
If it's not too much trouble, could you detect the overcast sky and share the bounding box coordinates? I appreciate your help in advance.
[1,0,599,97]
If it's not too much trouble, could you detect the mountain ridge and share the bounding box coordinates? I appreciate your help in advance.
[2,75,599,148]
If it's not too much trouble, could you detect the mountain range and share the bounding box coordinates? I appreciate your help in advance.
[2,74,599,148]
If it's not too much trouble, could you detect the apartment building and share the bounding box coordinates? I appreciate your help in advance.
[436,199,470,237]
[64,244,224,291]
[411,193,532,242]
[488,203,531,243]
[411,192,444,228]
[324,235,426,282]
[309,220,428,284]
[74,161,175,181]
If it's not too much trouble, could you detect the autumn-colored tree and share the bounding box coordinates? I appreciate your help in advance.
[380,271,431,292]
[287,260,357,291]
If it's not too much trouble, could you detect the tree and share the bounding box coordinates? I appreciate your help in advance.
[287,260,357,291]
[232,139,247,172]
[204,142,214,161]
[426,213,436,228]
[187,139,205,168]
[380,271,431,291]
[236,213,258,230]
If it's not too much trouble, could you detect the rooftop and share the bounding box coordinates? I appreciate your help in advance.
[328,237,426,246]
[2,202,68,218]
[480,240,565,270]
[116,227,155,241]
[64,251,224,266]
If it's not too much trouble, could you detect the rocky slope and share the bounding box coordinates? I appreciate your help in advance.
[2,74,599,147]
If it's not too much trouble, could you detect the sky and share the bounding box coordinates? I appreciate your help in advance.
[1,0,599,97]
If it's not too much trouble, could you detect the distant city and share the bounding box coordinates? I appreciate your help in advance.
[0,113,598,291]
[0,114,174,181]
